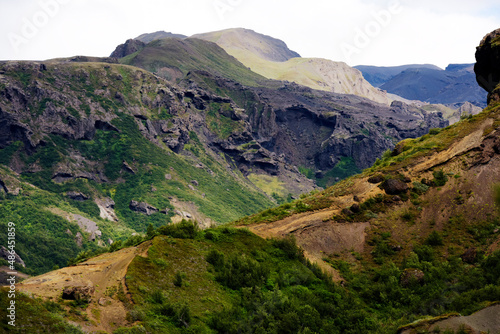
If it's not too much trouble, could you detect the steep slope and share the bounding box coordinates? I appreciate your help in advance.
[192,27,300,62]
[193,28,391,104]
[118,37,271,86]
[0,60,292,274]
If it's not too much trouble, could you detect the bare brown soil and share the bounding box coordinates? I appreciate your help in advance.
[18,241,151,333]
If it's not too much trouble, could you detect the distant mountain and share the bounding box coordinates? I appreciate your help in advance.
[380,64,487,107]
[193,28,391,105]
[356,63,487,107]
[192,28,300,62]
[354,64,442,87]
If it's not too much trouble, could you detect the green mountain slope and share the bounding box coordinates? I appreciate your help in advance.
[119,37,271,87]
[0,60,279,275]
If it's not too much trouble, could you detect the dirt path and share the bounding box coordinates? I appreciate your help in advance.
[18,241,151,333]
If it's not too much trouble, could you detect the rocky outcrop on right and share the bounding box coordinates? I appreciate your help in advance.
[475,28,500,103]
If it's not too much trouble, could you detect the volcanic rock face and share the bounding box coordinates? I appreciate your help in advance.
[475,28,500,103]
[0,60,449,193]
[0,246,26,267]
[110,39,145,58]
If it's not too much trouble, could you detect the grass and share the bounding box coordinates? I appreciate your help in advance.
[121,37,269,87]
[247,173,287,198]
[368,101,500,172]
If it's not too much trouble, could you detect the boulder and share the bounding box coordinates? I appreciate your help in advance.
[62,286,95,303]
[400,268,425,287]
[66,191,89,201]
[368,174,385,184]
[381,178,409,195]
[475,28,500,103]
[129,200,159,215]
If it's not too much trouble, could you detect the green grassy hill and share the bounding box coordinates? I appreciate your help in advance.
[120,37,270,87]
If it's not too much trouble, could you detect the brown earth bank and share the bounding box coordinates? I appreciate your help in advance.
[398,303,500,334]
[18,241,151,333]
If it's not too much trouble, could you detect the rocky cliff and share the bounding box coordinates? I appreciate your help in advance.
[475,28,500,104]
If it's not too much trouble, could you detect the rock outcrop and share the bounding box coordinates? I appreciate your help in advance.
[475,28,500,103]
[62,285,95,302]
[110,39,145,58]
[129,200,159,215]
[0,246,26,267]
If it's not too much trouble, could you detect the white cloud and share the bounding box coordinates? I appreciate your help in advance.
[0,0,499,68]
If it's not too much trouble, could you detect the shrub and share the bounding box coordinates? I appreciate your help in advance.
[482,251,500,284]
[414,245,435,262]
[211,254,270,290]
[149,290,165,304]
[425,231,444,246]
[432,170,448,187]
[429,128,441,135]
[157,220,199,239]
[174,271,185,287]
[401,210,416,223]
[206,249,225,267]
[412,181,429,195]
[271,236,304,261]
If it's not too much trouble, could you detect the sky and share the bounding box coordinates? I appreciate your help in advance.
[1,0,499,69]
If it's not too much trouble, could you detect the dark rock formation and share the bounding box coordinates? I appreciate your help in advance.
[400,268,425,287]
[381,178,409,195]
[475,28,500,104]
[461,248,477,264]
[129,200,159,215]
[0,59,451,193]
[62,286,95,302]
[110,39,146,58]
[368,174,385,184]
[66,191,89,201]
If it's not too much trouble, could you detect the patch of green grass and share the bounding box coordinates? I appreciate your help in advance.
[0,291,84,333]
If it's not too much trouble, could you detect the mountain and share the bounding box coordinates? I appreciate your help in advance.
[6,27,500,334]
[192,27,301,62]
[192,28,391,105]
[0,29,457,279]
[135,31,187,43]
[110,33,449,183]
[117,36,272,86]
[356,63,487,108]
[354,64,442,87]
[0,53,450,276]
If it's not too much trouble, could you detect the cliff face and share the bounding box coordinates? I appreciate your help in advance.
[0,60,448,192]
[475,28,500,104]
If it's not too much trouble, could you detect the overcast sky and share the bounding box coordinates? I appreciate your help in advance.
[1,0,499,69]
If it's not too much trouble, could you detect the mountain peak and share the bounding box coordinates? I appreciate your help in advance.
[134,31,187,43]
[192,27,300,62]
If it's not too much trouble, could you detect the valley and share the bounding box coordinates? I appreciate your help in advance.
[0,25,499,334]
